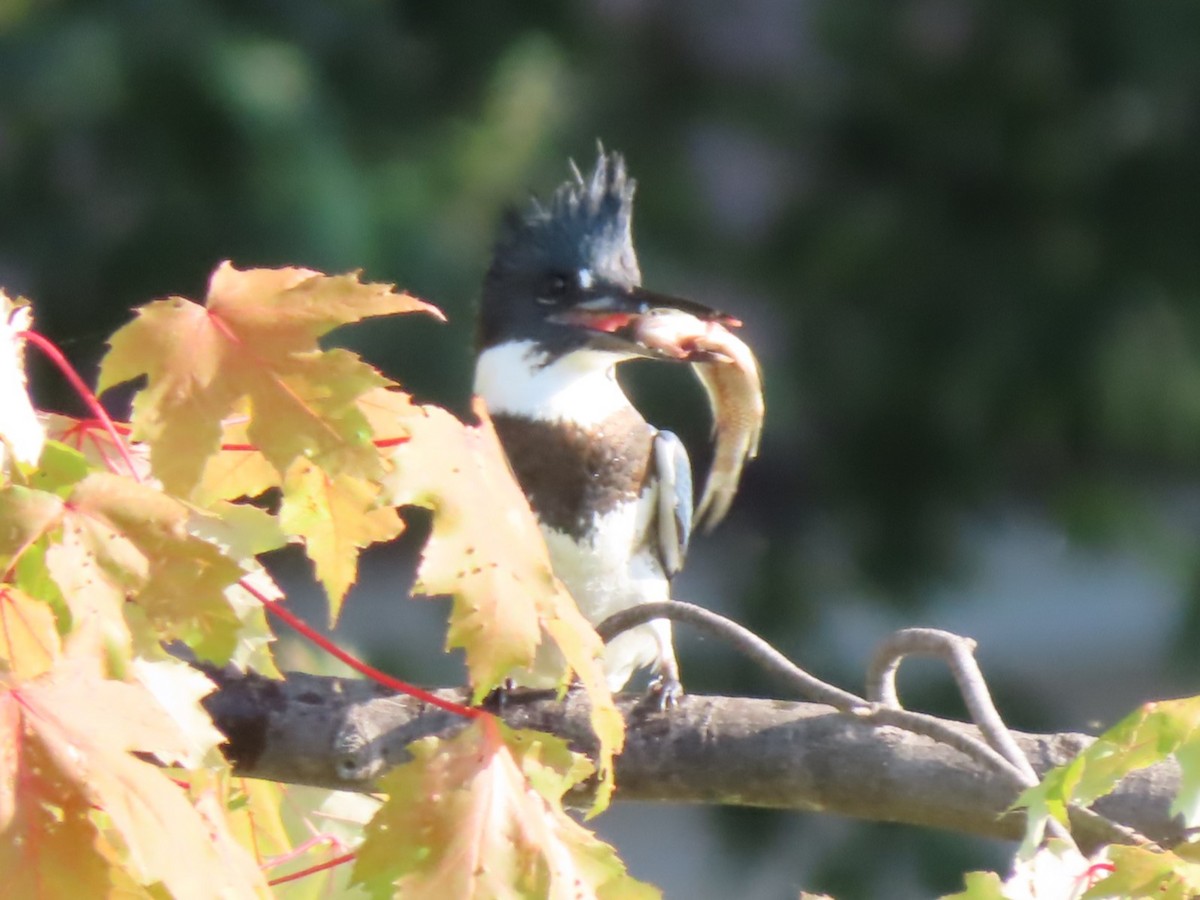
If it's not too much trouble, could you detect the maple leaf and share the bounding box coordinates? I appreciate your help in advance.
[0,586,60,680]
[181,500,284,676]
[226,778,294,867]
[0,483,127,660]
[97,262,442,498]
[942,871,1007,899]
[1085,845,1200,899]
[0,475,249,666]
[44,520,134,665]
[0,483,64,577]
[191,407,280,506]
[68,474,248,662]
[192,779,279,898]
[352,718,658,900]
[0,661,269,899]
[42,414,147,483]
[382,400,546,690]
[1016,696,1200,852]
[24,435,97,495]
[280,458,404,623]
[382,397,624,799]
[220,568,284,678]
[0,697,115,899]
[130,658,225,767]
[243,785,379,895]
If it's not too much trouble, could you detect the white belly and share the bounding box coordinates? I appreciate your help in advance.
[523,496,673,691]
[473,343,676,691]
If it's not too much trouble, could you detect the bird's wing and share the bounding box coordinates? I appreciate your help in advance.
[653,429,694,578]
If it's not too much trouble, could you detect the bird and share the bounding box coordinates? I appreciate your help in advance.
[473,149,737,704]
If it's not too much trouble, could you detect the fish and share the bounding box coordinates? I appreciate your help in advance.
[630,308,764,531]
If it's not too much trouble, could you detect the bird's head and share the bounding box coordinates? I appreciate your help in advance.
[478,149,733,363]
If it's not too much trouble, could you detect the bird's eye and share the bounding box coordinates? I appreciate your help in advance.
[536,273,571,305]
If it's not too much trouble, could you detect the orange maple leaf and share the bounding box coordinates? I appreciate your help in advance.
[352,718,658,899]
[0,694,113,898]
[0,661,269,899]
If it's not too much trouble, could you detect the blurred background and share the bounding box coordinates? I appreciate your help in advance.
[5,0,1200,896]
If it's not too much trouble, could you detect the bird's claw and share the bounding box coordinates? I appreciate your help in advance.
[481,678,516,712]
[648,675,683,710]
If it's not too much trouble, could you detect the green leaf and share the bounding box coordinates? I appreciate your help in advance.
[941,871,1007,900]
[27,440,93,495]
[1083,845,1200,899]
[1014,696,1200,851]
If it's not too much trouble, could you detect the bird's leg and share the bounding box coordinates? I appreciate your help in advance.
[481,677,517,712]
[647,618,683,709]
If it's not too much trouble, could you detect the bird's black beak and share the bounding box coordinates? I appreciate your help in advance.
[548,285,740,361]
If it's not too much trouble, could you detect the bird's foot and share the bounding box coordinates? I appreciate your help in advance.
[481,678,517,712]
[647,675,683,710]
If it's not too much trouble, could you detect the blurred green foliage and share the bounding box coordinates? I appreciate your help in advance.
[5,0,1200,582]
[5,1,1200,896]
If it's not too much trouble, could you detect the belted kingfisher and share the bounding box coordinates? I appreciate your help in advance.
[474,150,734,702]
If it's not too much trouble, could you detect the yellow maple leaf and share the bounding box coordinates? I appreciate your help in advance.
[130,657,226,768]
[0,475,250,667]
[0,482,63,572]
[97,261,442,498]
[352,718,658,900]
[381,396,625,803]
[0,481,131,662]
[191,405,281,506]
[387,401,546,689]
[0,586,60,680]
[383,398,581,691]
[68,474,247,662]
[185,501,285,677]
[280,458,404,622]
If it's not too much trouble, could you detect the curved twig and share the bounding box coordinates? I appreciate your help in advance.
[597,603,1151,850]
[596,600,865,711]
[867,628,1038,784]
[866,629,1159,849]
[596,602,1030,790]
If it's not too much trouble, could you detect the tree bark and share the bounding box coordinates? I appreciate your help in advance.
[200,666,1183,848]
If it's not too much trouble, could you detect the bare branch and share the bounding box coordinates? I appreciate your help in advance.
[598,606,1151,850]
[601,605,1045,792]
[198,666,1185,849]
[198,611,1158,855]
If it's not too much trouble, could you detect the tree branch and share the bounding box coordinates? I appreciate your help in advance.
[598,604,1146,849]
[199,666,1184,849]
